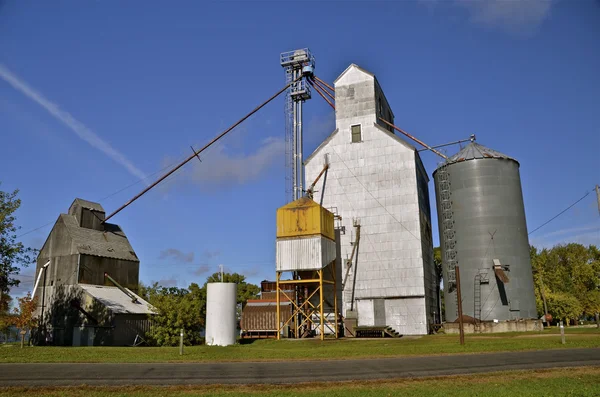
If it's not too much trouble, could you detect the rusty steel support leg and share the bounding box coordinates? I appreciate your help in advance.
[276,272,281,340]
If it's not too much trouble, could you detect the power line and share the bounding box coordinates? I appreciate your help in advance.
[16,161,181,239]
[103,76,302,223]
[528,188,595,236]
[16,79,287,239]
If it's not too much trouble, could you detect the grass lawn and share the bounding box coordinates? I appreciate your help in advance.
[1,367,599,396]
[1,328,598,363]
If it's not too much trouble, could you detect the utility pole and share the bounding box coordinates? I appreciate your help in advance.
[455,266,465,345]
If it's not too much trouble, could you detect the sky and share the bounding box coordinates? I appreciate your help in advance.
[1,0,599,298]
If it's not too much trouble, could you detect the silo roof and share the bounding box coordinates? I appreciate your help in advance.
[442,142,517,166]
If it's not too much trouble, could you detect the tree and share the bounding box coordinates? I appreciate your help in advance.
[530,243,600,323]
[433,247,442,286]
[144,284,206,347]
[433,247,443,322]
[0,187,37,308]
[545,292,582,324]
[142,273,259,346]
[13,292,37,347]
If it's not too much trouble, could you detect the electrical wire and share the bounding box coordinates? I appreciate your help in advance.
[103,75,303,223]
[528,188,595,235]
[16,159,186,238]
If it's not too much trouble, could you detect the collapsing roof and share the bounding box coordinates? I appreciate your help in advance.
[80,284,155,315]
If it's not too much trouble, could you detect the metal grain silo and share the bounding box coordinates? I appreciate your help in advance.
[433,142,536,323]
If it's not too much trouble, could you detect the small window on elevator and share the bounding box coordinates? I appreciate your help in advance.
[351,125,362,143]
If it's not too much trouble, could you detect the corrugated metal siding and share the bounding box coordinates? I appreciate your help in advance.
[434,157,537,322]
[276,197,335,240]
[260,292,294,301]
[113,314,152,346]
[276,235,337,271]
[240,302,292,332]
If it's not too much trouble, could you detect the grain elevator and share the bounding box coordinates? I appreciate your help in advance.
[304,64,437,335]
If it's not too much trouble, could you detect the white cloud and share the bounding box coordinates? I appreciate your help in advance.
[420,0,554,33]
[455,0,553,31]
[530,224,600,248]
[0,64,148,182]
[163,137,285,189]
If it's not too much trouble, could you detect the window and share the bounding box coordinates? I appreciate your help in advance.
[351,124,362,143]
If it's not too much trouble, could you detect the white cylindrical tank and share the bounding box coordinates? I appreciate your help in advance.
[205,282,237,346]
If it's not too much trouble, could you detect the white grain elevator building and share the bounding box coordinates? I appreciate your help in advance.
[305,64,437,335]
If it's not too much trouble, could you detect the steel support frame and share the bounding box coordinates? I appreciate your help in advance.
[276,262,339,340]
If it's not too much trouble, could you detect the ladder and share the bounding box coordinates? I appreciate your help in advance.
[437,164,459,319]
[474,273,482,332]
[474,270,489,333]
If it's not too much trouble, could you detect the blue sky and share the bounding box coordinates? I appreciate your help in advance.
[2,0,599,297]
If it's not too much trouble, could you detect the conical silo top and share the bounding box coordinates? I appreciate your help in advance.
[441,142,517,167]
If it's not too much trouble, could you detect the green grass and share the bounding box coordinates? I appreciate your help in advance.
[1,367,599,396]
[1,330,598,363]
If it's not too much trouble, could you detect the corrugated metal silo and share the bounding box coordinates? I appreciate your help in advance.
[275,197,336,271]
[433,142,536,323]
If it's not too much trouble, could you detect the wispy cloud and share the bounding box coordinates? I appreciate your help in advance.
[420,0,554,33]
[159,248,194,263]
[162,137,284,189]
[0,64,147,182]
[193,264,211,277]
[156,277,179,288]
[203,250,221,259]
[456,0,553,32]
[530,223,600,248]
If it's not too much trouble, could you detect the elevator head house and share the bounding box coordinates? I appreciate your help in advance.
[33,198,155,346]
[304,64,437,336]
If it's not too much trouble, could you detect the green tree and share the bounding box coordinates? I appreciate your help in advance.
[433,247,442,285]
[530,243,600,323]
[433,247,443,322]
[0,187,37,311]
[545,292,583,324]
[143,273,259,346]
[145,284,205,346]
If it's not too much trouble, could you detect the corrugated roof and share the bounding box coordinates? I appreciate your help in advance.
[61,214,139,262]
[441,142,517,167]
[72,198,105,212]
[80,284,155,314]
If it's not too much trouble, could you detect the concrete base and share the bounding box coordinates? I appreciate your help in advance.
[444,319,543,334]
